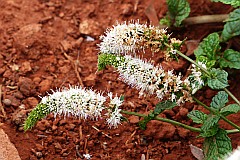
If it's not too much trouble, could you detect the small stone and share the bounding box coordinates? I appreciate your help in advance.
[26,97,39,107]
[52,125,58,131]
[18,77,35,96]
[2,99,11,106]
[39,79,52,93]
[35,144,44,151]
[121,4,133,16]
[59,12,64,18]
[177,127,190,139]
[79,19,102,36]
[13,91,24,99]
[35,152,43,158]
[143,120,176,139]
[129,115,139,124]
[20,61,32,73]
[179,107,188,117]
[54,142,62,150]
[33,77,41,84]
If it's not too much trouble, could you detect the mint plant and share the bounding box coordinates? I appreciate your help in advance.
[24,21,240,160]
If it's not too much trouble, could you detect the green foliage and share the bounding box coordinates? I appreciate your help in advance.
[203,129,232,160]
[159,17,171,27]
[24,104,50,131]
[200,115,220,137]
[138,101,177,130]
[211,0,240,7]
[207,68,229,90]
[98,53,125,70]
[222,8,240,41]
[220,104,240,116]
[210,91,228,110]
[219,49,240,69]
[194,33,221,68]
[162,0,190,27]
[188,110,207,124]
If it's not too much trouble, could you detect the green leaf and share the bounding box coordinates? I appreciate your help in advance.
[194,33,221,62]
[187,110,207,124]
[219,49,240,69]
[200,115,220,137]
[211,0,240,8]
[167,0,190,27]
[154,100,177,115]
[220,104,240,116]
[210,91,228,110]
[207,68,229,90]
[203,129,232,160]
[222,8,240,41]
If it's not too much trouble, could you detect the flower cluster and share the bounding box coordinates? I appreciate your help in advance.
[186,62,207,94]
[24,86,124,131]
[98,53,193,105]
[99,21,182,61]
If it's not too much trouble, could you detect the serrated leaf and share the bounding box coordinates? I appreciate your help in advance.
[203,129,232,160]
[220,104,240,116]
[154,100,177,115]
[222,8,240,41]
[211,0,240,8]
[207,68,229,90]
[194,33,221,62]
[210,91,228,110]
[167,0,190,27]
[200,115,220,137]
[188,110,207,124]
[219,49,240,69]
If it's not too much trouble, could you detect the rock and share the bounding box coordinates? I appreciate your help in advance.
[4,95,21,107]
[121,4,133,16]
[178,107,188,117]
[26,97,39,107]
[35,144,44,151]
[11,109,28,126]
[18,77,35,96]
[79,19,102,37]
[129,115,139,124]
[2,99,11,106]
[0,129,21,160]
[177,127,190,139]
[143,120,176,139]
[39,79,52,93]
[13,91,24,99]
[20,61,32,73]
[83,73,96,87]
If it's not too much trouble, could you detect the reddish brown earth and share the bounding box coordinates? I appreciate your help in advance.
[0,0,240,160]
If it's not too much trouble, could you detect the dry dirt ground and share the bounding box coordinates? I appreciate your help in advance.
[0,0,240,160]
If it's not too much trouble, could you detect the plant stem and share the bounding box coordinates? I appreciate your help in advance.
[224,88,240,106]
[183,14,229,25]
[167,46,240,107]
[192,96,240,132]
[121,110,201,132]
[227,129,240,134]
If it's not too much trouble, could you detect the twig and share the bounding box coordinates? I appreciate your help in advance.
[76,145,83,158]
[79,125,83,140]
[92,125,112,139]
[125,130,136,145]
[183,14,229,25]
[63,52,84,87]
[0,85,6,118]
